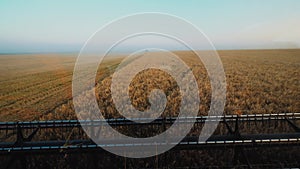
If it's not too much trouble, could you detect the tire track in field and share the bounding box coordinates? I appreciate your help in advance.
[0,73,73,108]
[0,70,72,94]
[0,75,72,111]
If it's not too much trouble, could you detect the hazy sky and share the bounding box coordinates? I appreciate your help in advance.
[0,0,300,53]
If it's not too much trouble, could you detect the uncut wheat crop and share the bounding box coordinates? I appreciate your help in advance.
[0,49,299,121]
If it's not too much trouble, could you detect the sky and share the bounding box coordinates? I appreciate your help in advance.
[0,0,300,53]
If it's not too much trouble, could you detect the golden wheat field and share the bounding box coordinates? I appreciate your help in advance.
[0,49,299,122]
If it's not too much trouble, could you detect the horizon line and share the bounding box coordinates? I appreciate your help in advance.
[0,48,300,55]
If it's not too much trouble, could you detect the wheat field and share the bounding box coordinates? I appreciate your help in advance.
[0,49,299,121]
